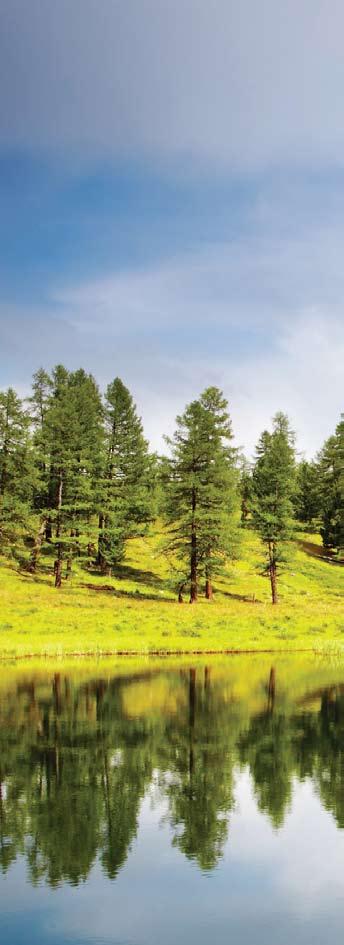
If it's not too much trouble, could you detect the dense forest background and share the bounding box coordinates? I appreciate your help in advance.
[0,366,342,604]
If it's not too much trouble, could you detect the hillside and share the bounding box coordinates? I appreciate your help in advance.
[0,525,343,658]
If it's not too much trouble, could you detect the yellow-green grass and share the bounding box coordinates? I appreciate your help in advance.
[0,527,343,658]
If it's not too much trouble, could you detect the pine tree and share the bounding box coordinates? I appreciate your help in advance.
[294,459,321,527]
[318,415,344,552]
[98,378,152,573]
[0,388,35,557]
[163,387,238,602]
[29,366,104,585]
[252,413,296,604]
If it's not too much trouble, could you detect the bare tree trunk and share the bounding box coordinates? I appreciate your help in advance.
[54,557,62,588]
[189,488,197,603]
[205,577,213,599]
[54,472,63,588]
[45,518,52,541]
[268,540,278,604]
[270,562,278,604]
[97,513,104,566]
[29,518,46,573]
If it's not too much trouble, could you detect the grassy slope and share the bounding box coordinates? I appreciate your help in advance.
[0,526,343,657]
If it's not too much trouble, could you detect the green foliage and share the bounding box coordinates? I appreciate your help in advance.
[0,364,342,617]
[252,412,296,603]
[163,387,239,601]
[238,456,254,524]
[294,459,321,527]
[317,414,344,552]
[30,366,104,581]
[0,388,35,556]
[98,378,153,571]
[2,660,344,882]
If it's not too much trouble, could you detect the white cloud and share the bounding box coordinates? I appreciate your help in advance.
[46,218,343,457]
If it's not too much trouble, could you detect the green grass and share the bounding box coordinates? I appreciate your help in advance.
[0,526,343,658]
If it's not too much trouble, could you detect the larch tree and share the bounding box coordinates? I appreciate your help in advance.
[252,412,296,604]
[31,366,104,586]
[318,414,344,553]
[98,378,153,574]
[163,387,238,603]
[294,459,322,528]
[0,388,35,557]
[238,457,254,525]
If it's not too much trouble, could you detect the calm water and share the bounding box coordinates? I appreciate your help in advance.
[1,655,344,944]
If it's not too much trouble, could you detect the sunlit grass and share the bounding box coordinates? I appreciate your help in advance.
[0,525,343,657]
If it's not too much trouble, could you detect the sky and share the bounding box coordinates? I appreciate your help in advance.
[0,0,343,457]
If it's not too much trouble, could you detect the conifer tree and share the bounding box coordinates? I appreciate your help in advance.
[0,388,34,556]
[98,378,152,573]
[30,366,104,585]
[252,413,296,604]
[317,415,344,552]
[238,458,254,525]
[163,387,238,602]
[294,459,321,527]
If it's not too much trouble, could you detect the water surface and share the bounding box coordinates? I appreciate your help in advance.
[1,655,344,944]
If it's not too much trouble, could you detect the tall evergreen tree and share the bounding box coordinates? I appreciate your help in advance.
[317,415,344,552]
[294,459,321,527]
[98,378,152,573]
[29,366,104,585]
[252,413,296,604]
[163,387,238,602]
[0,388,35,557]
[238,457,254,525]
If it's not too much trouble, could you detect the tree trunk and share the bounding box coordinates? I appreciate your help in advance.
[28,518,46,573]
[189,488,197,603]
[54,472,63,588]
[97,513,104,566]
[205,577,213,599]
[268,541,278,604]
[54,557,62,588]
[66,557,72,579]
[269,562,278,604]
[45,518,52,542]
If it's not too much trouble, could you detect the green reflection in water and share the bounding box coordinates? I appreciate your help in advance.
[0,656,344,885]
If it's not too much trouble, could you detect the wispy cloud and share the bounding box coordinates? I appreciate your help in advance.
[1,208,342,456]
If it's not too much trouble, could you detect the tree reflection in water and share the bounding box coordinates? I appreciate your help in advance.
[1,660,344,885]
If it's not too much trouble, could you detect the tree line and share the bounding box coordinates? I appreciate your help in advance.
[0,365,343,603]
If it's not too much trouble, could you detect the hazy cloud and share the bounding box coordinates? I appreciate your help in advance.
[2,1,344,170]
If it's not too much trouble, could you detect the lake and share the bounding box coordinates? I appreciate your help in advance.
[1,655,344,944]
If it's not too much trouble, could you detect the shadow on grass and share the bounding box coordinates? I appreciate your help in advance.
[297,540,344,566]
[87,562,169,589]
[219,588,261,604]
[81,582,175,603]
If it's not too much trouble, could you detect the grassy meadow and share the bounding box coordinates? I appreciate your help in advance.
[0,525,343,658]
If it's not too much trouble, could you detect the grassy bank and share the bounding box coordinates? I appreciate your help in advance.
[0,528,343,658]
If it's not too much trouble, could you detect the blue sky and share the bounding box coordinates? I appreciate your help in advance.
[0,0,343,455]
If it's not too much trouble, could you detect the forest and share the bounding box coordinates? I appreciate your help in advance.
[0,366,342,613]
